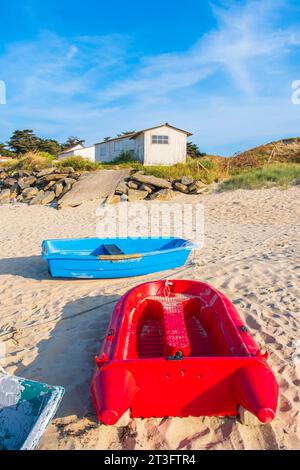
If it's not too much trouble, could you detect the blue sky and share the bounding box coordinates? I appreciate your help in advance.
[0,0,300,155]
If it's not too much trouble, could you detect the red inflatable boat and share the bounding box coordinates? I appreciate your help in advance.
[91,280,278,425]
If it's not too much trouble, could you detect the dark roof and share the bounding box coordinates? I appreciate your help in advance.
[95,123,192,145]
[130,123,192,139]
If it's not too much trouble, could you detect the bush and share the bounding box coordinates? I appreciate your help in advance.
[1,151,55,171]
[219,164,300,191]
[113,151,137,164]
[56,155,101,171]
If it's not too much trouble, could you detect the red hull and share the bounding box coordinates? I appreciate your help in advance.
[91,280,278,424]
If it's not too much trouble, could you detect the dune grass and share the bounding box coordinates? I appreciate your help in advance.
[219,164,300,191]
[0,151,56,172]
[56,155,101,171]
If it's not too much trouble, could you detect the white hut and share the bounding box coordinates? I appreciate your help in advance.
[95,123,192,165]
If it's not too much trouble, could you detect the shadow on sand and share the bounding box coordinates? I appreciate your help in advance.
[0,255,49,281]
[15,293,120,420]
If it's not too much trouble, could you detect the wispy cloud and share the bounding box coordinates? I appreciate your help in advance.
[0,0,300,154]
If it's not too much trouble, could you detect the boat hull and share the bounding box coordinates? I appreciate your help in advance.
[90,280,279,424]
[42,237,194,279]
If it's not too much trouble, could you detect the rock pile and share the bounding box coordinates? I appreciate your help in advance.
[112,172,208,203]
[0,167,80,205]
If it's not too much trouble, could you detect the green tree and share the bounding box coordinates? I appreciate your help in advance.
[62,136,85,150]
[187,141,206,158]
[7,129,40,154]
[117,131,136,136]
[39,139,62,157]
[0,142,14,157]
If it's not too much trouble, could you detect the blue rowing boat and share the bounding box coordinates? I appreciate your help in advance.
[42,237,196,279]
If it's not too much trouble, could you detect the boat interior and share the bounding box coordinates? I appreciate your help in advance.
[122,292,244,360]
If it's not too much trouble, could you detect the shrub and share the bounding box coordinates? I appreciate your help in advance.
[113,151,137,164]
[56,155,101,171]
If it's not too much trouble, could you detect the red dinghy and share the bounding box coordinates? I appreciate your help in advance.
[91,280,278,425]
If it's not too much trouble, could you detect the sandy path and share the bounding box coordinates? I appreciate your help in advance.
[0,187,299,450]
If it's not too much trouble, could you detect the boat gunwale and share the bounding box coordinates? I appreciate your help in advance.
[41,238,197,260]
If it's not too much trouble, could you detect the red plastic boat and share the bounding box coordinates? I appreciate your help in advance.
[91,280,278,425]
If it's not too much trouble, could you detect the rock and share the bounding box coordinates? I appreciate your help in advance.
[149,189,174,201]
[115,180,128,195]
[18,175,37,190]
[12,170,32,178]
[58,169,129,208]
[22,187,39,201]
[40,190,56,205]
[173,182,189,193]
[54,182,64,197]
[109,194,121,204]
[44,180,57,191]
[127,189,148,201]
[188,181,208,194]
[0,189,11,204]
[55,166,75,174]
[181,175,194,186]
[37,174,69,185]
[131,173,172,189]
[62,177,77,186]
[29,190,55,205]
[0,171,8,179]
[120,194,128,202]
[4,177,18,188]
[139,184,154,193]
[128,181,139,190]
[10,184,20,199]
[36,168,56,178]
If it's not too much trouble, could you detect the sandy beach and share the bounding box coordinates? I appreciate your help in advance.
[0,187,299,450]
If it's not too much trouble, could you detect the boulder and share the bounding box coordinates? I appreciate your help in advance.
[55,166,75,174]
[0,189,11,204]
[120,194,128,202]
[54,182,64,197]
[10,184,20,199]
[188,181,208,194]
[4,177,18,188]
[18,176,37,190]
[139,184,154,193]
[37,174,69,185]
[149,189,174,201]
[22,187,39,201]
[58,169,129,208]
[128,180,139,190]
[44,180,57,191]
[181,175,194,186]
[127,189,148,201]
[29,190,55,205]
[115,180,128,195]
[36,168,56,178]
[62,177,77,186]
[131,173,172,189]
[12,170,32,178]
[0,171,8,179]
[173,182,189,193]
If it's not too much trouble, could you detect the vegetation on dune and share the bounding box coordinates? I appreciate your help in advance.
[219,164,300,191]
[56,156,101,171]
[0,151,55,171]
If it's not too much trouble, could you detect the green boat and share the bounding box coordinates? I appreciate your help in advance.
[0,372,64,450]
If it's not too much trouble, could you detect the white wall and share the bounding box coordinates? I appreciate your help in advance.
[58,145,95,161]
[143,125,187,166]
[95,137,135,162]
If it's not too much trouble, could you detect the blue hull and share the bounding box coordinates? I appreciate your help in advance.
[42,237,196,279]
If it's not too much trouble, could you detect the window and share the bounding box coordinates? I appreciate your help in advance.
[152,135,169,144]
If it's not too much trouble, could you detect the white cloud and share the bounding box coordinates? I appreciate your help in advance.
[0,0,300,154]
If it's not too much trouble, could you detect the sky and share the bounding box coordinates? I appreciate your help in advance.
[0,0,300,155]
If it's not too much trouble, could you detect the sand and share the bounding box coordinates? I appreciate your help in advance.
[0,187,299,450]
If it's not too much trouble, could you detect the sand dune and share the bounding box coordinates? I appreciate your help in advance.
[0,187,299,450]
